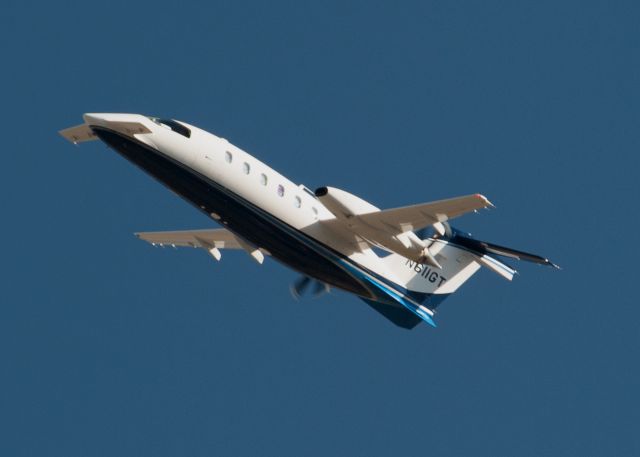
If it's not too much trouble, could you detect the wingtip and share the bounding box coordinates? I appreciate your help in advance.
[475,193,495,209]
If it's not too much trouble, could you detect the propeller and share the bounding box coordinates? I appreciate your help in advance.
[290,276,330,300]
[415,221,452,240]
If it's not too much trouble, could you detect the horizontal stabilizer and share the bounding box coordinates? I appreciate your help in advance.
[475,254,517,281]
[450,233,559,269]
[481,242,559,268]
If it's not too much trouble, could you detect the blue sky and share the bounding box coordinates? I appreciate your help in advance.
[1,1,639,455]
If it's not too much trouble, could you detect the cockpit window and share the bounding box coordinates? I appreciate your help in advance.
[148,117,191,138]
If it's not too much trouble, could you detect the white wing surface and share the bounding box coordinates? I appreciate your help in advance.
[357,193,493,235]
[136,228,242,248]
[59,124,98,144]
[135,228,268,264]
[318,193,494,264]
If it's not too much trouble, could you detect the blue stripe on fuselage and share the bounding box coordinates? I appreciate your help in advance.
[92,127,443,316]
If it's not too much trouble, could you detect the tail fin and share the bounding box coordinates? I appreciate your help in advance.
[368,227,557,329]
[364,241,483,328]
[360,298,424,329]
[380,240,486,301]
[380,228,557,303]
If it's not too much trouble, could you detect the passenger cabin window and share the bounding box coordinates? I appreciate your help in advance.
[277,185,285,197]
[225,151,233,163]
[148,117,191,138]
[260,173,268,186]
[294,196,301,208]
[243,162,250,174]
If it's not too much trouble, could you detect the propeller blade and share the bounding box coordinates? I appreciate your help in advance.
[290,276,312,300]
[312,280,329,297]
[416,221,451,240]
[290,276,330,299]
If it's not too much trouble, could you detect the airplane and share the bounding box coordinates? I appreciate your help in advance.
[60,113,558,329]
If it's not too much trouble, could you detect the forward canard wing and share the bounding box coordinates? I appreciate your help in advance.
[59,124,99,144]
[135,228,268,264]
[59,120,151,144]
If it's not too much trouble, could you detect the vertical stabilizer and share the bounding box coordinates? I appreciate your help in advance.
[381,240,482,299]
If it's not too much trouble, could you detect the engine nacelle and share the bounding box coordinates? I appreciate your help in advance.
[314,186,379,219]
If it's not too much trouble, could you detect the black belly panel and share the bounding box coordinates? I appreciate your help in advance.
[93,128,371,297]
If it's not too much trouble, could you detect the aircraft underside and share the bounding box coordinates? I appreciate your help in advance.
[93,127,376,299]
[60,115,557,329]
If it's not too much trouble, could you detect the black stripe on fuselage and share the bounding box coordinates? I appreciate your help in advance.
[92,127,380,298]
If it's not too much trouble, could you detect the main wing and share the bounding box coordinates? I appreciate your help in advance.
[319,193,493,264]
[135,228,268,264]
[357,193,493,235]
[136,228,242,248]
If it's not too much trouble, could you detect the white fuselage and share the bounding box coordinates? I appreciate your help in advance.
[84,113,405,288]
[81,112,485,321]
[62,112,555,328]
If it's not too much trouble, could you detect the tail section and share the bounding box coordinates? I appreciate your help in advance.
[359,243,480,329]
[379,227,556,309]
[380,240,484,302]
[361,298,424,329]
[447,231,559,269]
[360,225,557,329]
